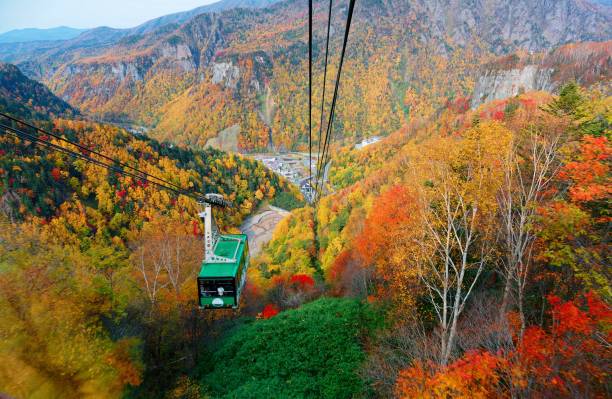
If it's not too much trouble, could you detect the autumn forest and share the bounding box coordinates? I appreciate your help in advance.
[0,0,610,398]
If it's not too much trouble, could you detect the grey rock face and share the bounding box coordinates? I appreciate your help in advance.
[413,0,612,53]
[159,43,196,72]
[110,62,143,81]
[471,40,611,108]
[471,65,554,108]
[211,62,240,88]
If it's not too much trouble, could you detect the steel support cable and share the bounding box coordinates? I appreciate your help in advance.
[314,0,356,202]
[0,111,195,196]
[0,123,195,199]
[315,0,355,194]
[0,123,156,187]
[1,125,204,204]
[314,0,334,194]
[0,123,208,204]
[308,0,313,200]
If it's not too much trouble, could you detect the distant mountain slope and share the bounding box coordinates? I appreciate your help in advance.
[472,41,612,108]
[0,27,86,44]
[0,61,300,228]
[131,0,282,34]
[2,0,611,152]
[0,0,281,62]
[0,63,76,119]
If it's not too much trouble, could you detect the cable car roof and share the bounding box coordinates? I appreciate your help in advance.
[198,234,248,278]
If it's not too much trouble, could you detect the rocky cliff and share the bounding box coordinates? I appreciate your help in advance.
[472,41,611,108]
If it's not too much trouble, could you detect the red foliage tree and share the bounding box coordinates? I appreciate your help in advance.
[51,167,62,182]
[517,292,611,397]
[289,273,315,289]
[492,110,505,121]
[261,304,279,319]
[395,293,611,398]
[558,135,611,203]
[446,96,471,113]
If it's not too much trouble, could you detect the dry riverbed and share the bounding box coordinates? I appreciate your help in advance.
[241,204,289,257]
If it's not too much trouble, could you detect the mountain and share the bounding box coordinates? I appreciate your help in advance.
[0,27,86,44]
[0,62,76,119]
[471,40,612,108]
[0,0,280,63]
[0,60,298,225]
[131,0,282,34]
[2,0,611,152]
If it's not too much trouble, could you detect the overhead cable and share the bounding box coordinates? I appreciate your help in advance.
[0,121,212,204]
[315,0,357,202]
[0,111,193,196]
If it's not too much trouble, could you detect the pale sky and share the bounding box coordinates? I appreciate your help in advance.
[0,0,219,33]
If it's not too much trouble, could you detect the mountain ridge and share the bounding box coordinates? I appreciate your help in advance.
[2,0,611,152]
[0,62,76,119]
[0,0,281,64]
[130,0,282,35]
[0,26,87,44]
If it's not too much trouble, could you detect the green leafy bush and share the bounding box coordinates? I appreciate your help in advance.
[202,298,373,398]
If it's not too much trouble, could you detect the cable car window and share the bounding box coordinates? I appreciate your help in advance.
[199,279,235,297]
[236,262,243,286]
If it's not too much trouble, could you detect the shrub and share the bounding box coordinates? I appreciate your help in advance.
[202,298,373,398]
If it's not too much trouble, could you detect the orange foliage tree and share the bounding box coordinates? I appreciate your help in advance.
[396,351,504,399]
[395,292,612,398]
[352,185,421,313]
[559,135,611,203]
[537,133,611,300]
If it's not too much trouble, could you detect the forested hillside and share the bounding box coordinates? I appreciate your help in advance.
[2,0,610,151]
[0,62,76,120]
[166,80,609,398]
[0,66,302,398]
[257,83,611,397]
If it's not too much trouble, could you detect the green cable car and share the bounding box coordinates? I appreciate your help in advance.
[197,194,250,309]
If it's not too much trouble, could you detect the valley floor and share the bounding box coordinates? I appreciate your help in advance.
[249,152,318,200]
[240,203,290,256]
